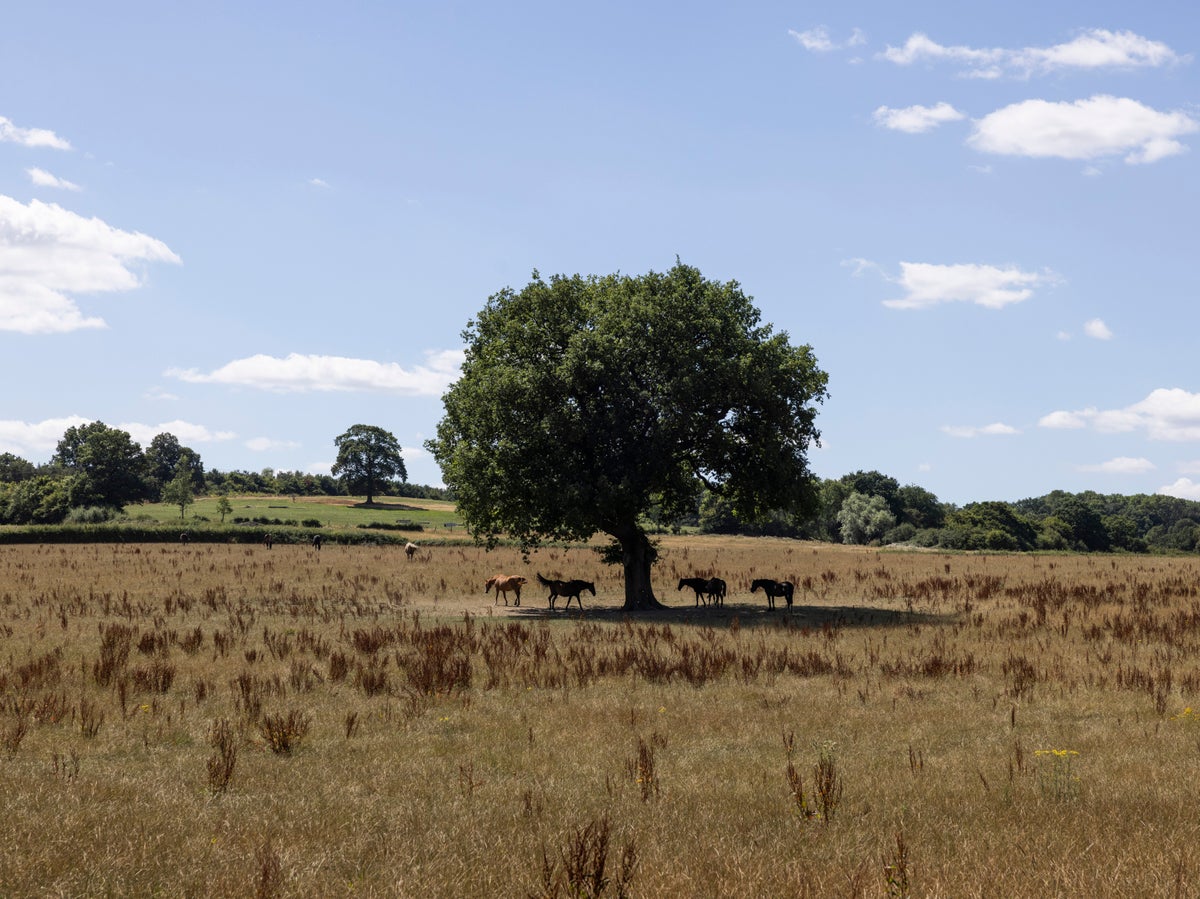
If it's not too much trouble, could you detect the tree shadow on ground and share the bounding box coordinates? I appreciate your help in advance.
[507,599,953,630]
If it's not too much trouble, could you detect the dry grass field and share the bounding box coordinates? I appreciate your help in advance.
[3,536,1200,897]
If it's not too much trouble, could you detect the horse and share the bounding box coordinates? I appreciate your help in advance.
[179,532,190,545]
[485,574,527,606]
[706,577,727,607]
[404,541,419,561]
[678,577,713,607]
[537,573,596,611]
[312,534,323,551]
[262,533,274,549]
[751,578,794,610]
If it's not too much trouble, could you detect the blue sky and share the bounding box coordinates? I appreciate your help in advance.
[1,2,1198,506]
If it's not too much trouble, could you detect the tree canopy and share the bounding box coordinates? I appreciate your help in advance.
[428,262,829,609]
[332,425,407,504]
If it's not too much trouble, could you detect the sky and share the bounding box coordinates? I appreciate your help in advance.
[1,1,1198,507]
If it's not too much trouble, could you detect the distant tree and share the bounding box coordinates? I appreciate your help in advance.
[896,484,946,529]
[840,470,902,518]
[215,493,233,523]
[1,475,72,524]
[837,491,896,545]
[0,453,36,484]
[145,433,204,499]
[161,462,195,520]
[428,263,828,609]
[332,425,407,504]
[53,422,148,510]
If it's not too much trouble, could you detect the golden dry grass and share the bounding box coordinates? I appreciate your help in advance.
[2,537,1200,896]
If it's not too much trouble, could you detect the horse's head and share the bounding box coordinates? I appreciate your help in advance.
[677,579,685,590]
[586,582,596,595]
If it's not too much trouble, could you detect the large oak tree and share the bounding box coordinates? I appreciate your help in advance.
[332,425,407,504]
[428,262,829,610]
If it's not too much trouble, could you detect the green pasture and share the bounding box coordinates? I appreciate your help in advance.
[129,494,463,534]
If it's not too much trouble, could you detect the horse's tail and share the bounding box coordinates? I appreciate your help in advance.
[537,573,552,588]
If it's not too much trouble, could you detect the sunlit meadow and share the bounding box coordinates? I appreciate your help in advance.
[2,534,1200,896]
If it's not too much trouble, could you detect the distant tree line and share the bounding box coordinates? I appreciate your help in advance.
[0,422,449,526]
[687,468,1200,555]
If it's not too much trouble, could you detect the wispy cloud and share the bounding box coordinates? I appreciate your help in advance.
[0,195,180,333]
[308,178,330,189]
[167,349,464,395]
[27,168,81,191]
[246,437,301,452]
[1078,456,1155,474]
[881,29,1184,78]
[969,96,1197,164]
[941,423,1020,438]
[873,261,1055,310]
[789,26,865,53]
[1040,388,1200,440]
[0,116,70,149]
[873,102,965,134]
[1083,318,1113,340]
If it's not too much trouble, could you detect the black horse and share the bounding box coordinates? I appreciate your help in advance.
[751,578,794,610]
[537,573,596,611]
[679,577,727,607]
[706,577,727,607]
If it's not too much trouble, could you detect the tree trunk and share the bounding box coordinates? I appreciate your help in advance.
[617,526,666,611]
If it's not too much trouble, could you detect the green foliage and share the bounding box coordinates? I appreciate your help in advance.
[53,422,149,510]
[160,462,196,519]
[837,492,896,545]
[429,262,828,608]
[331,425,408,503]
[63,506,117,524]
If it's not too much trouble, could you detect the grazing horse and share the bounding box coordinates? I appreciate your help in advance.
[678,577,713,607]
[537,573,596,611]
[179,532,190,545]
[262,533,274,549]
[751,578,794,610]
[312,534,323,552]
[485,574,527,606]
[404,541,419,561]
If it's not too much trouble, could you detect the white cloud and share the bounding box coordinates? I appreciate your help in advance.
[873,102,965,134]
[308,178,330,188]
[27,168,81,191]
[167,349,465,395]
[1083,318,1113,340]
[1040,388,1200,440]
[306,461,334,476]
[1158,478,1200,501]
[968,96,1197,164]
[117,420,237,446]
[0,195,181,333]
[143,386,179,401]
[0,415,91,457]
[882,29,1183,78]
[246,437,301,452]
[1078,456,1155,474]
[941,423,1020,438]
[0,416,231,458]
[881,261,1052,310]
[789,26,865,53]
[882,32,1002,69]
[0,116,70,149]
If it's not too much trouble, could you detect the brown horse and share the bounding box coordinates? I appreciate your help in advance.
[485,574,527,606]
[537,573,596,611]
[751,578,794,610]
